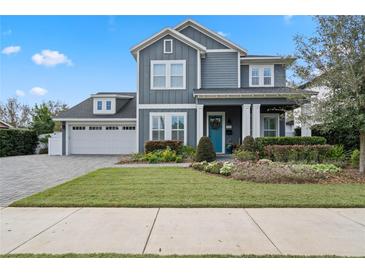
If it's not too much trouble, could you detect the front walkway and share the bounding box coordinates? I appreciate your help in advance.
[1,207,364,256]
[0,155,120,206]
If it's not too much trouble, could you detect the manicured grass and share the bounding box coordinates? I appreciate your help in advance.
[10,167,365,208]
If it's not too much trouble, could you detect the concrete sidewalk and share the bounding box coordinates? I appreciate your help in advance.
[1,207,364,256]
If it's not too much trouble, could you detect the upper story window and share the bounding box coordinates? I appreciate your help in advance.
[163,39,173,54]
[106,100,111,110]
[151,60,186,90]
[97,101,102,110]
[249,65,274,87]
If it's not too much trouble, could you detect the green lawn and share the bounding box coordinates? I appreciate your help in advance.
[11,167,365,208]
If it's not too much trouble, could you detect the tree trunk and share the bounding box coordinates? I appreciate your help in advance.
[360,131,365,175]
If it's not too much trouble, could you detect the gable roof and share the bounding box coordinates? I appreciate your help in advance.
[174,19,247,56]
[54,92,136,121]
[130,28,207,58]
[0,120,13,129]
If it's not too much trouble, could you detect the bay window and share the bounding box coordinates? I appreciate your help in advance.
[150,112,187,144]
[151,60,186,90]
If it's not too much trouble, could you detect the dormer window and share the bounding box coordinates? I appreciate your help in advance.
[249,65,274,87]
[97,101,102,110]
[163,39,173,54]
[106,100,111,110]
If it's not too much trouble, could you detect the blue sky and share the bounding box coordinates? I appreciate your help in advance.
[0,16,316,107]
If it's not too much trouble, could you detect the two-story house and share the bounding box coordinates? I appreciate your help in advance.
[54,19,314,155]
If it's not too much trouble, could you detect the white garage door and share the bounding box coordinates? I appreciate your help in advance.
[69,124,136,155]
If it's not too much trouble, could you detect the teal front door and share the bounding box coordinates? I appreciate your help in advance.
[208,115,223,153]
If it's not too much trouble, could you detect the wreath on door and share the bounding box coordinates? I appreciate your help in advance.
[209,117,221,129]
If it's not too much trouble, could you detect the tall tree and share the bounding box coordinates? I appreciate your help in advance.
[43,100,69,131]
[0,98,32,128]
[31,103,55,135]
[294,16,365,174]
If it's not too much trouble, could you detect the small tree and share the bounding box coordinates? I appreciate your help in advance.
[31,103,55,135]
[242,136,257,152]
[0,98,32,128]
[195,136,216,162]
[294,16,365,174]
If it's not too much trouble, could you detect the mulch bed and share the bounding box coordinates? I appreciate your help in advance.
[322,168,365,184]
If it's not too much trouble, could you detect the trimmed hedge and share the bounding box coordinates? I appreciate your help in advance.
[195,136,216,162]
[256,136,327,156]
[144,140,183,153]
[264,144,333,163]
[0,129,38,157]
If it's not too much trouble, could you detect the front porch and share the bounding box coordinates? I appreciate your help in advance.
[196,104,310,154]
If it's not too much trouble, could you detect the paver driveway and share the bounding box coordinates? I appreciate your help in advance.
[0,155,120,206]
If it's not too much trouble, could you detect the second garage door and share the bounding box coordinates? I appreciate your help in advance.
[69,124,136,155]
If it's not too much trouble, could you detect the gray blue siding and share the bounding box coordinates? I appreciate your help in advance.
[241,64,286,87]
[179,26,228,49]
[202,52,239,88]
[138,108,197,152]
[139,35,197,104]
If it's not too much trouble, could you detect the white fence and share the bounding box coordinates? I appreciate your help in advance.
[48,132,63,155]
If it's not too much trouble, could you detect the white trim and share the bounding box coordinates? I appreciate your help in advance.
[150,60,186,90]
[206,111,225,154]
[174,19,247,55]
[163,39,173,54]
[149,112,188,145]
[131,28,206,58]
[193,93,307,99]
[260,113,280,137]
[136,51,140,152]
[196,104,204,144]
[206,49,237,53]
[139,104,197,109]
[65,121,69,155]
[91,94,134,99]
[249,64,274,87]
[241,57,295,64]
[54,118,136,122]
[197,50,201,89]
[237,52,241,88]
[93,97,116,114]
[242,104,251,139]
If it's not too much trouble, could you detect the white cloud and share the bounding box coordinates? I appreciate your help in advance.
[284,15,294,24]
[32,49,72,67]
[30,87,48,96]
[15,90,25,97]
[2,45,21,55]
[217,31,229,37]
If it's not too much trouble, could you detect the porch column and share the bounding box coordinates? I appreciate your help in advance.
[252,104,261,138]
[242,104,251,140]
[301,103,312,136]
[196,104,204,144]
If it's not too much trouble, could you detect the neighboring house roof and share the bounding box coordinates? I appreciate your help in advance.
[54,92,136,121]
[241,55,296,64]
[0,120,13,129]
[193,87,317,98]
[174,19,248,56]
[130,28,207,58]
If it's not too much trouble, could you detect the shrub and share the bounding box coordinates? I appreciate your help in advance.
[204,161,223,174]
[144,147,179,163]
[144,140,182,153]
[231,161,326,184]
[242,136,256,152]
[351,149,360,168]
[191,161,208,171]
[195,136,216,162]
[264,144,333,163]
[327,145,345,160]
[306,163,341,173]
[256,136,327,156]
[131,153,145,162]
[179,145,196,160]
[234,150,256,161]
[220,162,234,176]
[0,129,38,157]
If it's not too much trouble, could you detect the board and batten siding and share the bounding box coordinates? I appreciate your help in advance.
[138,35,198,104]
[138,109,197,152]
[201,52,239,88]
[179,26,228,49]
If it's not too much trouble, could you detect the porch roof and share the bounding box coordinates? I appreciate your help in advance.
[193,87,317,99]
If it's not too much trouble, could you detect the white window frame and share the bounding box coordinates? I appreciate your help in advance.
[97,100,103,110]
[163,39,173,54]
[150,60,186,90]
[106,100,112,110]
[260,113,279,137]
[249,65,274,87]
[149,112,187,145]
